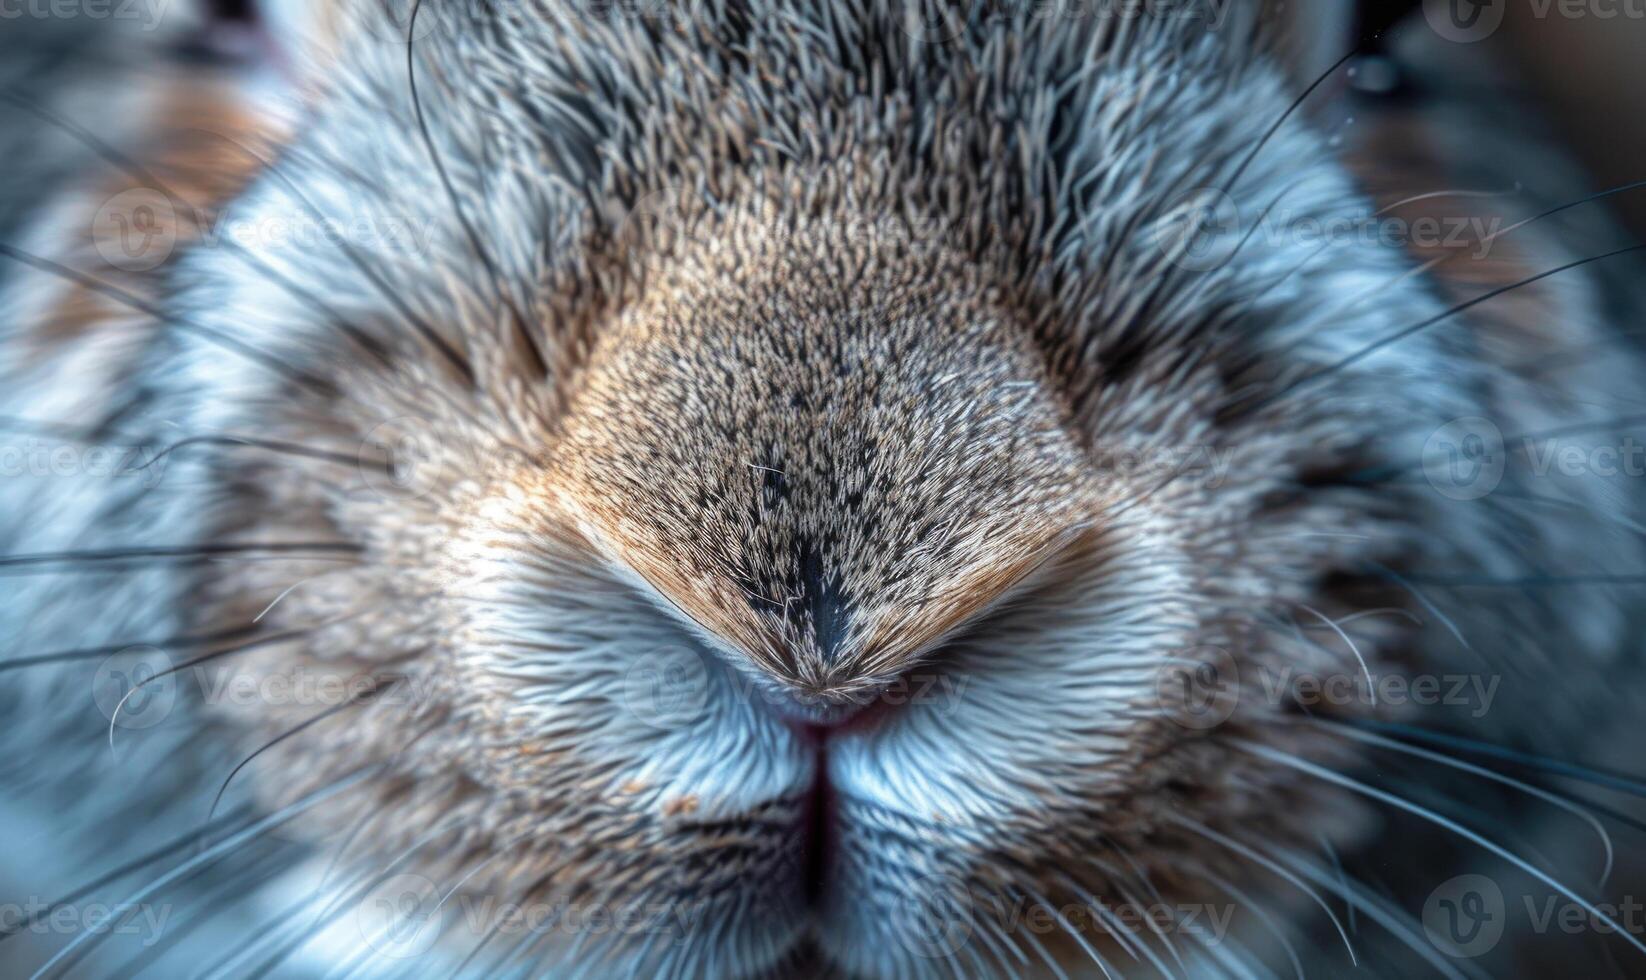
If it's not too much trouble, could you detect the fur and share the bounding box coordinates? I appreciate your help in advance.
[2,1,1644,977]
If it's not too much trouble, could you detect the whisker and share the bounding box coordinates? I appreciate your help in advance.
[1012,895,1074,980]
[407,0,548,380]
[0,804,255,944]
[1105,853,1191,976]
[0,89,395,369]
[1483,176,1646,245]
[1236,740,1646,958]
[0,242,334,396]
[1041,877,1131,979]
[0,541,360,576]
[1265,845,1483,980]
[200,679,393,834]
[1364,562,1472,652]
[1247,244,1646,413]
[108,626,324,746]
[1337,718,1646,800]
[105,845,292,978]
[197,129,477,387]
[26,766,381,979]
[0,625,257,674]
[1318,720,1614,886]
[1220,47,1361,209]
[52,839,290,978]
[189,880,331,980]
[141,434,390,474]
[1199,866,1305,980]
[1168,812,1357,966]
[1297,603,1375,705]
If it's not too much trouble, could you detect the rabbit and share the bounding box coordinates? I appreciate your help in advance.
[2,1,1645,976]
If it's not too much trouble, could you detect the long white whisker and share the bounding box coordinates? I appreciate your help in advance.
[1238,740,1646,958]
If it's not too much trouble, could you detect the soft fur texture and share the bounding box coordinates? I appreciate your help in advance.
[3,1,1645,977]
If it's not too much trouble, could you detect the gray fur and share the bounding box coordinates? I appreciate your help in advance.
[2,1,1644,977]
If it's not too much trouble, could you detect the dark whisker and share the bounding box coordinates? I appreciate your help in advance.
[206,130,478,388]
[24,766,382,978]
[239,818,466,980]
[1266,845,1483,980]
[1247,244,1646,413]
[408,0,549,380]
[1167,812,1358,965]
[99,844,292,980]
[0,625,257,673]
[1317,720,1615,886]
[0,803,255,944]
[107,626,325,743]
[0,243,335,396]
[141,434,390,474]
[0,541,359,572]
[1333,717,1646,800]
[1219,46,1362,208]
[0,86,397,368]
[201,679,393,834]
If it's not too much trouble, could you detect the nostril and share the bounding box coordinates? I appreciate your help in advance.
[177,0,267,65]
[202,0,258,23]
